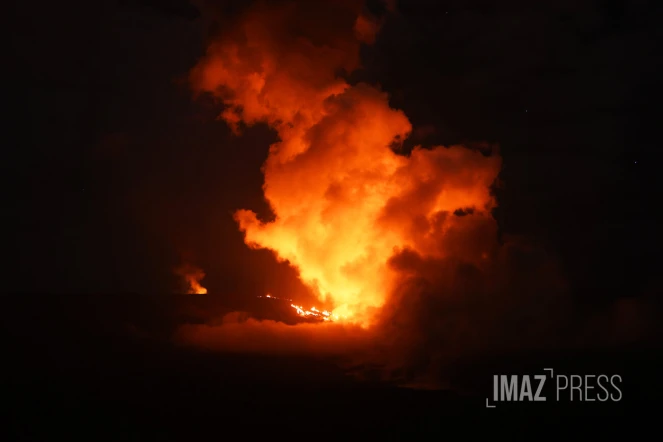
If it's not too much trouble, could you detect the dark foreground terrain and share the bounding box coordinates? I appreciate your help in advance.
[4,295,662,440]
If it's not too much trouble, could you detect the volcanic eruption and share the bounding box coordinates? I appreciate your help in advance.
[175,0,569,383]
[189,0,500,321]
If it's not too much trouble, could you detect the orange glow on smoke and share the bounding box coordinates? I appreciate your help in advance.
[188,279,207,295]
[190,2,501,327]
[175,264,208,294]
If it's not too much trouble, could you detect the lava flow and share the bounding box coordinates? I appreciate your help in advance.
[258,294,337,322]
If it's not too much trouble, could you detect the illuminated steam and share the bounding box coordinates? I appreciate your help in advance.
[190,0,501,326]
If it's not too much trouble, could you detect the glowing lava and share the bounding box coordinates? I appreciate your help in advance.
[259,294,337,321]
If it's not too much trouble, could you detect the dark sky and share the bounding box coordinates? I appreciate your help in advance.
[7,0,661,307]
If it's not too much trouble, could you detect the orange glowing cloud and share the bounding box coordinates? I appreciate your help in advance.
[175,263,208,294]
[190,0,502,327]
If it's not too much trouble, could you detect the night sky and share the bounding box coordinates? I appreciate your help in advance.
[5,0,663,431]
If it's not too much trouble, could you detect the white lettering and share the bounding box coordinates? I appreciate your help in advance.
[493,375,498,401]
[584,375,596,401]
[610,375,622,401]
[597,375,610,401]
[570,375,582,401]
[500,375,518,401]
[519,375,533,401]
[556,375,568,401]
[534,375,547,401]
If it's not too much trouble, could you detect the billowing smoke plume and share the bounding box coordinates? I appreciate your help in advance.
[189,0,503,322]
[178,0,592,385]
